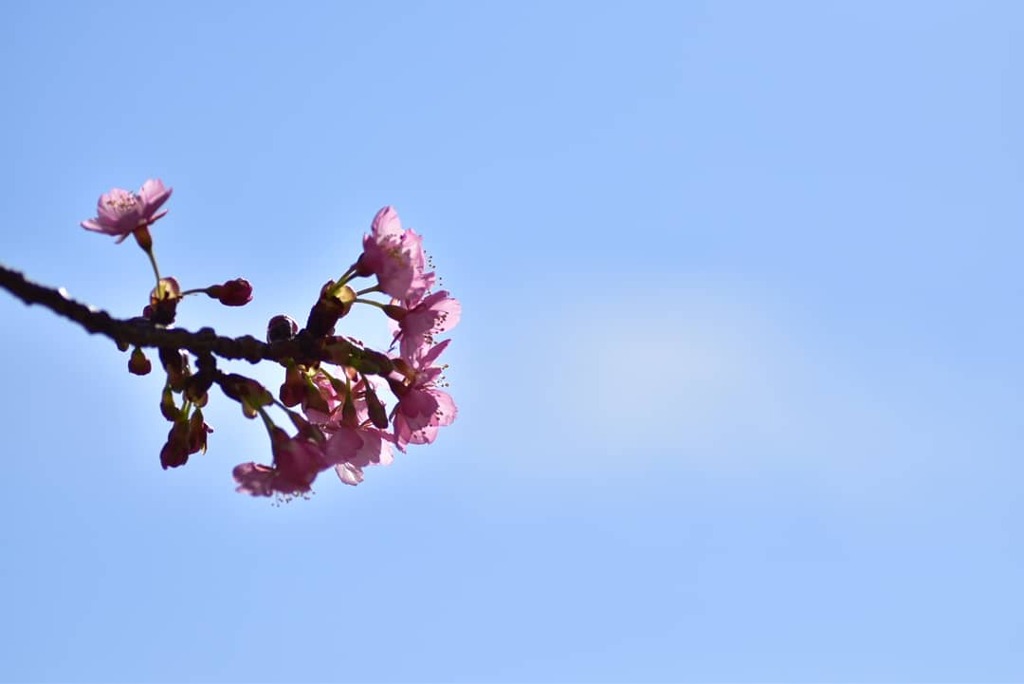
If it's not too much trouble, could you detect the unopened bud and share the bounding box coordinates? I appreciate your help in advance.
[364,384,389,429]
[207,278,253,307]
[267,315,299,344]
[279,365,305,407]
[128,347,152,375]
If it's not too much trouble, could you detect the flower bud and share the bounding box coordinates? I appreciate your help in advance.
[128,347,151,375]
[188,409,213,455]
[207,278,253,307]
[160,386,180,421]
[267,315,299,344]
[279,365,306,407]
[364,384,389,429]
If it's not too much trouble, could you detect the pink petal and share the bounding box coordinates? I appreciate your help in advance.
[430,389,457,427]
[371,206,403,238]
[325,428,363,465]
[336,463,364,486]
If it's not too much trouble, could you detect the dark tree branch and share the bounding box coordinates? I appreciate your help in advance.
[0,263,312,364]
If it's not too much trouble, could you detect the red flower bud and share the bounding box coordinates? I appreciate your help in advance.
[267,315,299,344]
[128,347,151,375]
[207,278,253,307]
[188,409,213,455]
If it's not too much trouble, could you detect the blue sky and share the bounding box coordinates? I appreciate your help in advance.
[1,1,1022,681]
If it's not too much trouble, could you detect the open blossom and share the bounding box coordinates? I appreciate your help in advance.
[391,290,462,360]
[303,377,394,486]
[233,428,329,497]
[392,339,457,450]
[357,206,435,303]
[81,179,173,242]
[325,425,394,486]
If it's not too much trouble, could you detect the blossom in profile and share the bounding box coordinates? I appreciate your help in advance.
[81,178,173,242]
[391,339,457,450]
[325,424,394,486]
[357,206,434,302]
[391,290,461,359]
[232,428,329,497]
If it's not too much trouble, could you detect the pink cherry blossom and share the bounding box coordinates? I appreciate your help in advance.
[391,340,457,450]
[81,179,173,242]
[301,376,395,486]
[301,372,343,424]
[392,290,461,360]
[232,428,329,497]
[232,463,279,497]
[325,424,394,486]
[357,206,435,303]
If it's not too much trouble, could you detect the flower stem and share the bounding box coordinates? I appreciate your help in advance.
[145,249,162,287]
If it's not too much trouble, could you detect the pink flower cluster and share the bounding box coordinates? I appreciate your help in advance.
[79,180,459,501]
[233,206,460,499]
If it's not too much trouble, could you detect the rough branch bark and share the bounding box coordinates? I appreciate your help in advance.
[0,263,310,364]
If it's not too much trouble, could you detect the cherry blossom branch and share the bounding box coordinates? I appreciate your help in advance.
[7,182,461,500]
[0,263,307,364]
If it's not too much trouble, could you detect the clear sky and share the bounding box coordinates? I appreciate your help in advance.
[1,1,1022,681]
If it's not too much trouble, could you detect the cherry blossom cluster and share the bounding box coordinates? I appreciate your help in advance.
[78,180,460,500]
